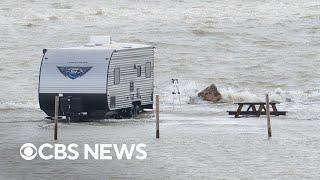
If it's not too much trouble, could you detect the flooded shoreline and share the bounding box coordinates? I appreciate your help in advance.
[1,107,320,179]
[1,0,320,178]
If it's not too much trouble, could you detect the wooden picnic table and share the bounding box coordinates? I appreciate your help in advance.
[228,102,286,118]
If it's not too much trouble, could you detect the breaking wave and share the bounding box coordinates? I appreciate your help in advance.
[1,81,319,112]
[158,80,320,106]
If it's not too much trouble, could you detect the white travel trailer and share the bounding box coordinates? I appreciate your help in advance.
[38,36,154,119]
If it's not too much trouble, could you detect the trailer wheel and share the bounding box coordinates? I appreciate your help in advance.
[122,107,133,118]
[122,103,141,118]
[131,104,137,118]
[131,103,142,118]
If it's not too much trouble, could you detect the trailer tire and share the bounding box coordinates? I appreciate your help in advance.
[122,107,133,118]
[121,103,141,119]
[131,104,137,118]
[131,103,142,118]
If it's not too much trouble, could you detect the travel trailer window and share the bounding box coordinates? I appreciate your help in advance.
[137,88,141,99]
[114,68,120,84]
[145,62,151,78]
[137,65,141,77]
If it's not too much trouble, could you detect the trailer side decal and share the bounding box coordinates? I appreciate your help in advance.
[57,66,92,80]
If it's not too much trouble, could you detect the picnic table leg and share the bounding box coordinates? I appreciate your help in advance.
[251,105,258,116]
[271,104,279,116]
[235,104,243,118]
[246,105,252,111]
[257,104,263,117]
[262,105,267,112]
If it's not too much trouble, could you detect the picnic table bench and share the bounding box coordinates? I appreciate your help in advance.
[228,102,287,118]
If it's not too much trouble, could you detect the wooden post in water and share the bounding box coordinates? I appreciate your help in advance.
[266,94,272,138]
[54,96,59,140]
[156,95,160,139]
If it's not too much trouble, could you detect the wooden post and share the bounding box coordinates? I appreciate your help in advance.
[266,94,272,138]
[54,96,59,140]
[156,95,160,139]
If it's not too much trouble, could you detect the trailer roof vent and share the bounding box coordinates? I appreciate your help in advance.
[90,36,111,46]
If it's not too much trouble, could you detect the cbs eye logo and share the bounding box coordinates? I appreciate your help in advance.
[20,143,37,160]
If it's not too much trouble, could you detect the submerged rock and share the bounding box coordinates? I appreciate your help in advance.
[198,84,222,103]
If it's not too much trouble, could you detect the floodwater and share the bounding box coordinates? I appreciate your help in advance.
[0,0,320,179]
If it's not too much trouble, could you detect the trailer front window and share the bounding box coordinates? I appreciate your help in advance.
[114,68,120,84]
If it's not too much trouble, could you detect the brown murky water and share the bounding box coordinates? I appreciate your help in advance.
[0,0,320,179]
